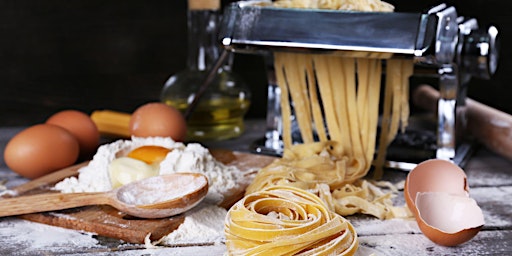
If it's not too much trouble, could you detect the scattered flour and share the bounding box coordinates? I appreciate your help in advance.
[0,188,17,197]
[351,217,420,236]
[0,217,101,254]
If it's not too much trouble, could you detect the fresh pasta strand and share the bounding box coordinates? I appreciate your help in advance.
[286,53,315,143]
[328,55,351,155]
[366,59,382,170]
[305,55,328,142]
[372,59,395,179]
[274,53,293,148]
[274,0,395,12]
[400,59,414,132]
[356,58,371,156]
[386,59,404,144]
[373,59,413,179]
[313,55,343,151]
[341,57,367,174]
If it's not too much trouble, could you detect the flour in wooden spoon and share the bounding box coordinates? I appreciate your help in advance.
[117,174,207,206]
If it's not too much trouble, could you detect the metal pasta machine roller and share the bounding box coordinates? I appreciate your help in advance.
[218,1,499,170]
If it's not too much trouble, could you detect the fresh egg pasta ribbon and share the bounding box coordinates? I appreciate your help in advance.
[225,186,358,256]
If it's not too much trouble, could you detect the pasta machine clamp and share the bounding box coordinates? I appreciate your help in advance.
[219,1,500,169]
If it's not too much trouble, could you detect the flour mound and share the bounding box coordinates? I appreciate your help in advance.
[54,137,183,193]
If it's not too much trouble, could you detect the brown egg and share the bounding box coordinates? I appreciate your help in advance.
[46,110,100,159]
[404,159,484,246]
[129,102,187,141]
[4,124,80,179]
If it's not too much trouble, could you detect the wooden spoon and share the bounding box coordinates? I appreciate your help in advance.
[0,173,208,219]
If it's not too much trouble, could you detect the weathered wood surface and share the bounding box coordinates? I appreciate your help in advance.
[1,122,511,255]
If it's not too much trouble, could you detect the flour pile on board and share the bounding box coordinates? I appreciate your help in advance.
[159,143,243,203]
[54,137,182,193]
[150,203,227,246]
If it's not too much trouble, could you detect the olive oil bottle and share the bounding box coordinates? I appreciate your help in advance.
[160,0,251,141]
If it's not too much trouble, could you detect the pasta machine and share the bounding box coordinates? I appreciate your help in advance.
[218,1,500,170]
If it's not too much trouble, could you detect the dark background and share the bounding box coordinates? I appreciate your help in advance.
[0,0,510,126]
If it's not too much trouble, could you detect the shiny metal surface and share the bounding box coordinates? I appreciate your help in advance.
[220,3,426,56]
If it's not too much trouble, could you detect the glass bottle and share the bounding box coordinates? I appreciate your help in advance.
[160,0,251,141]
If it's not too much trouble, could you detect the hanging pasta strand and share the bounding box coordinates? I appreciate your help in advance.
[366,59,382,170]
[274,52,293,148]
[304,55,328,142]
[385,59,403,144]
[313,55,343,153]
[374,59,410,179]
[285,53,315,143]
[400,59,414,132]
[357,58,381,171]
[327,55,352,155]
[356,58,371,152]
[341,57,366,175]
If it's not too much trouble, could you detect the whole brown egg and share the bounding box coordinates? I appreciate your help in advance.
[4,124,80,179]
[129,102,187,141]
[46,109,100,160]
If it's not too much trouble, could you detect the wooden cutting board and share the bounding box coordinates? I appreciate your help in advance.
[6,149,276,244]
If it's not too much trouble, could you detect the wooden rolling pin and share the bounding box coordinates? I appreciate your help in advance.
[412,84,512,161]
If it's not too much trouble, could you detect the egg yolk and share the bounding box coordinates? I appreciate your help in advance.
[126,145,171,165]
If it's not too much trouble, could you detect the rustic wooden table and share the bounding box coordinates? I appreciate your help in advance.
[1,119,511,255]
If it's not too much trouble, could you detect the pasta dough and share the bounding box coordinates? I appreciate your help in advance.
[273,0,394,11]
[225,185,358,255]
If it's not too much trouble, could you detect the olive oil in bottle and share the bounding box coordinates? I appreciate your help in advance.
[160,0,251,141]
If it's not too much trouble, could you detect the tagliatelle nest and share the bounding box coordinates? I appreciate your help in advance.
[225,185,359,255]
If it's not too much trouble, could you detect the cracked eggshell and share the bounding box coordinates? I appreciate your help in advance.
[404,159,469,215]
[404,159,484,246]
[415,192,484,246]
